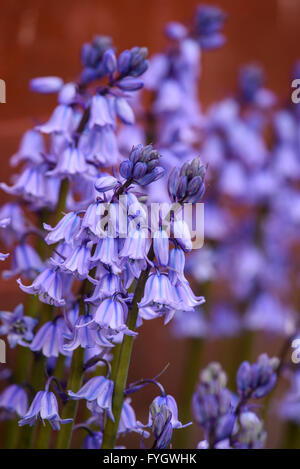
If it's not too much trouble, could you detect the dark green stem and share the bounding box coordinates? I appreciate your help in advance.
[55,346,85,449]
[101,249,153,449]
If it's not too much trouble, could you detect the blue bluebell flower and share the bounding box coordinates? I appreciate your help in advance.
[36,104,75,136]
[11,129,45,166]
[63,314,113,351]
[3,242,43,280]
[18,267,66,306]
[44,212,81,246]
[0,303,37,348]
[62,242,91,279]
[68,376,114,421]
[30,76,63,94]
[30,317,70,357]
[0,384,28,418]
[19,390,72,429]
[236,354,279,399]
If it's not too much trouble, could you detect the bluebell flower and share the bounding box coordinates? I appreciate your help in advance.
[95,175,119,193]
[68,376,114,421]
[36,104,75,136]
[63,314,113,351]
[91,297,134,334]
[18,267,66,306]
[11,129,45,166]
[118,398,149,437]
[120,226,150,261]
[89,95,115,129]
[168,247,186,284]
[0,384,28,418]
[48,145,88,178]
[236,354,279,400]
[83,430,103,449]
[115,97,135,125]
[147,394,191,430]
[3,242,43,280]
[193,363,236,446]
[79,126,120,166]
[44,211,81,246]
[148,400,173,449]
[193,5,226,49]
[19,390,72,429]
[62,242,91,279]
[90,238,119,267]
[30,76,64,94]
[0,303,37,348]
[30,317,70,357]
[85,273,124,305]
[234,412,266,449]
[153,229,169,266]
[1,164,48,204]
[139,272,181,312]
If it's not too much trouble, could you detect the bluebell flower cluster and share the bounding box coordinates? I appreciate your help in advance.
[0,2,298,450]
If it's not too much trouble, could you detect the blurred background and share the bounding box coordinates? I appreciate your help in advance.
[0,0,300,449]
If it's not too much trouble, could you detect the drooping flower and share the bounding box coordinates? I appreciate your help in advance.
[17,267,66,306]
[68,376,114,421]
[19,390,72,429]
[0,385,28,419]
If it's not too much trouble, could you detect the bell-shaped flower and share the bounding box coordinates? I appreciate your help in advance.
[63,314,113,352]
[36,104,75,136]
[17,267,66,306]
[147,394,191,430]
[119,226,150,260]
[92,297,132,333]
[85,273,123,305]
[19,390,72,429]
[68,376,114,420]
[48,145,88,178]
[173,280,205,310]
[44,211,81,246]
[30,317,70,357]
[79,126,120,166]
[139,273,181,311]
[79,201,106,238]
[95,175,119,193]
[118,398,149,436]
[0,303,37,348]
[91,237,120,268]
[0,384,28,418]
[3,243,43,280]
[62,242,91,279]
[168,247,186,285]
[88,95,115,129]
[11,130,45,166]
[153,229,169,266]
[1,164,48,205]
[173,220,192,251]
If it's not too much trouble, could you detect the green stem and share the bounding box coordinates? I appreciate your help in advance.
[101,253,152,449]
[55,346,85,449]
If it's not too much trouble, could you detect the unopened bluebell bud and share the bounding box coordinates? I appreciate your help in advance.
[116,77,144,91]
[117,50,132,76]
[133,162,147,179]
[165,21,188,40]
[129,144,144,164]
[103,49,117,75]
[119,160,133,179]
[30,76,63,94]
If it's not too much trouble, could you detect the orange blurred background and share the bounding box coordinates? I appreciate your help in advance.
[0,0,300,448]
